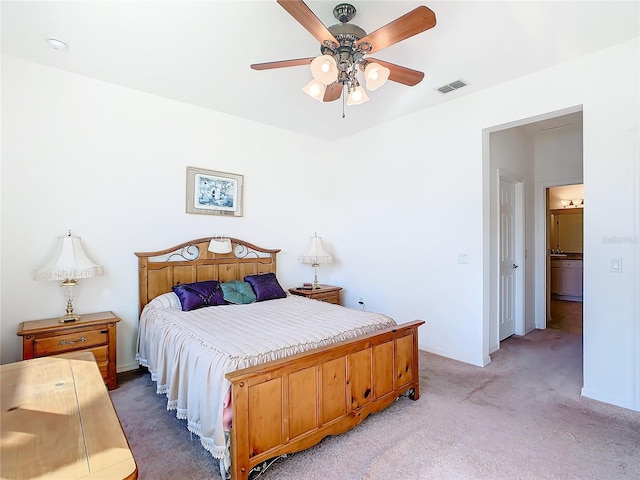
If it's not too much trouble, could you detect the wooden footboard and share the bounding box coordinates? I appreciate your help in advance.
[225,320,425,480]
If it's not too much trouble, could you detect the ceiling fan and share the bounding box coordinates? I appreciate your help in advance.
[251,1,437,106]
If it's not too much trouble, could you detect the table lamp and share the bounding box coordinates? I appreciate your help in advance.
[34,231,103,322]
[299,233,333,290]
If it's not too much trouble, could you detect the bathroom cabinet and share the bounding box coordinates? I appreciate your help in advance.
[551,259,583,299]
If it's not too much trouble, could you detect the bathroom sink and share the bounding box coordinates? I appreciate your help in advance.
[550,253,568,258]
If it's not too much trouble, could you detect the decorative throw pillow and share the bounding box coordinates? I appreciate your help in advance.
[172,281,227,311]
[244,273,287,302]
[220,280,257,305]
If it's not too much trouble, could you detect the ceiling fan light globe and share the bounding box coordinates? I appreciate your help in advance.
[365,63,390,91]
[310,55,338,85]
[302,79,325,102]
[347,86,369,106]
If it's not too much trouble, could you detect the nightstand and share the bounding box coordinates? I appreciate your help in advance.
[17,311,120,390]
[289,285,342,304]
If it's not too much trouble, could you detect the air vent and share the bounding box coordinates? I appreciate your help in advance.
[437,80,468,94]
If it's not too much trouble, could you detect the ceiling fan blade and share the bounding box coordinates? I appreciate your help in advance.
[277,0,340,47]
[356,6,436,54]
[366,58,425,86]
[323,82,343,102]
[251,57,315,70]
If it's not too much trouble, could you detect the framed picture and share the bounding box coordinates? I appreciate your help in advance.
[186,167,244,217]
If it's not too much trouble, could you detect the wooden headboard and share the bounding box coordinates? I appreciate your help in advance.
[134,237,280,315]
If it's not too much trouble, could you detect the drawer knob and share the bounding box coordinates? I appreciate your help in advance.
[60,336,87,346]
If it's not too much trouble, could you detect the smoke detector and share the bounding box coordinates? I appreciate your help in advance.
[46,37,69,52]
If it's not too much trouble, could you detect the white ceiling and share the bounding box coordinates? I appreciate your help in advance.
[2,1,638,140]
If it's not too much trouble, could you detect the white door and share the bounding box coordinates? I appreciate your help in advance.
[499,177,517,340]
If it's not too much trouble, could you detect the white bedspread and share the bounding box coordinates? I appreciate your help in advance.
[136,293,396,460]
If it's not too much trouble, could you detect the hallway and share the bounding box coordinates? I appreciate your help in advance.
[548,299,583,335]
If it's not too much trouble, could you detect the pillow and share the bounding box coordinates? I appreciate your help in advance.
[146,292,182,311]
[172,280,227,311]
[244,273,287,302]
[220,280,257,305]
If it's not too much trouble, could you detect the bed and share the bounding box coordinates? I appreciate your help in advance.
[135,237,424,479]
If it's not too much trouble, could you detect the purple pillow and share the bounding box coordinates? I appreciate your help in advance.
[172,280,227,311]
[244,273,286,302]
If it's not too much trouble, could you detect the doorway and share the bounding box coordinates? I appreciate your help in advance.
[546,184,584,335]
[483,106,583,363]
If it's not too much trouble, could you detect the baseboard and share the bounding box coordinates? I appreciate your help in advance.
[420,344,487,367]
[117,361,141,373]
[581,387,638,412]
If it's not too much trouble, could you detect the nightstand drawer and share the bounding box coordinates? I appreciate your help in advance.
[312,291,340,304]
[88,346,109,379]
[32,329,107,356]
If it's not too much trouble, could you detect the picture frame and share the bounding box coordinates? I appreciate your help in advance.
[186,167,244,217]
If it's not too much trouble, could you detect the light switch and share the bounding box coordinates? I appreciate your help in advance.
[610,257,622,273]
[457,254,468,264]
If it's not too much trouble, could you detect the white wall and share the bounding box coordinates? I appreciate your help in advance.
[579,40,639,410]
[1,55,332,370]
[535,127,584,184]
[2,37,638,411]
[326,38,638,409]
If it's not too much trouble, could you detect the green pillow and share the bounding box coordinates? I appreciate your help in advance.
[220,280,257,305]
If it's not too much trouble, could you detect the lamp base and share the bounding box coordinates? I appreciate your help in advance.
[59,314,80,323]
[60,279,80,323]
[312,265,321,290]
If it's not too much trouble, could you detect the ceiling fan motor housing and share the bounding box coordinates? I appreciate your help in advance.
[333,3,357,23]
[322,22,368,86]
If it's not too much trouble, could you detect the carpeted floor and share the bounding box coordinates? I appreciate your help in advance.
[110,327,640,479]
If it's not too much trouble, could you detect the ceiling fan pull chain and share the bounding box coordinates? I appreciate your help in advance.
[342,87,346,118]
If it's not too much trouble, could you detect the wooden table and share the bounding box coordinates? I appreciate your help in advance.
[0,351,137,479]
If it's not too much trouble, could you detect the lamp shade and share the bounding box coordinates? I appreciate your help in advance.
[34,233,103,281]
[347,85,369,106]
[302,79,325,102]
[364,62,390,91]
[310,55,338,85]
[299,233,333,265]
[208,237,232,254]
